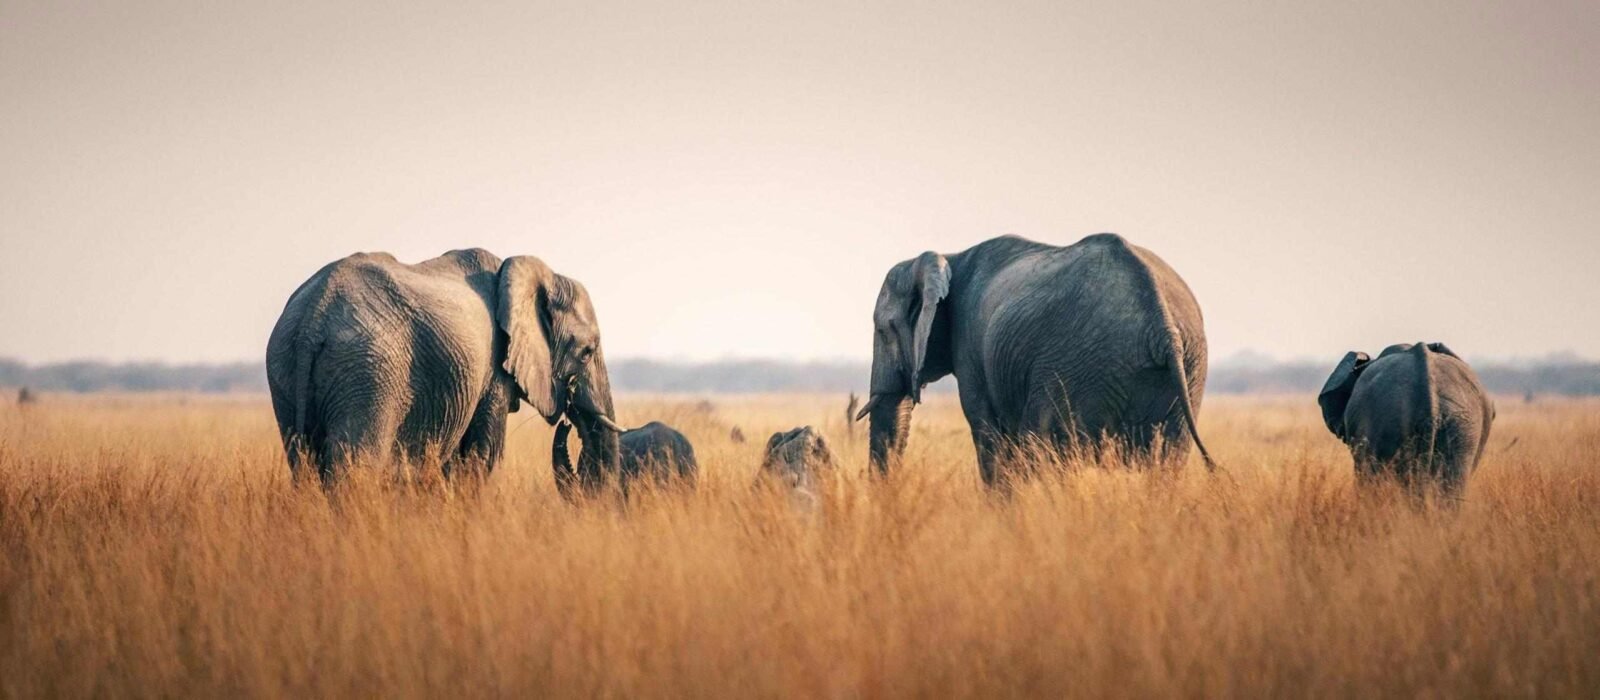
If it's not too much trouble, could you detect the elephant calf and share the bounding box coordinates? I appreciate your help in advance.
[1318,342,1494,496]
[553,420,697,497]
[757,426,837,510]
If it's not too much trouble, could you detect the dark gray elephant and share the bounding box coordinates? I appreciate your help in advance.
[553,419,696,497]
[265,249,621,486]
[1318,342,1494,495]
[857,234,1213,484]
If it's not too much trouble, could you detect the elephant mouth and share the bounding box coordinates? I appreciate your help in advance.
[559,377,624,432]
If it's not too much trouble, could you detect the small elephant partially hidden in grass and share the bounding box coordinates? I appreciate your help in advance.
[1318,342,1495,497]
[758,426,837,510]
[553,420,697,498]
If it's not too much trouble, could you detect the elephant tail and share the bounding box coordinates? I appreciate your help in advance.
[1167,341,1217,472]
[287,287,336,457]
[289,328,324,452]
[1114,238,1216,472]
[1412,342,1441,478]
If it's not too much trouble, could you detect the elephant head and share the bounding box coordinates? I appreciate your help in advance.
[760,426,837,490]
[498,256,621,488]
[1318,351,1371,440]
[857,251,951,475]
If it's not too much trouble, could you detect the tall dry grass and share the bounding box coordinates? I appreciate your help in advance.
[0,393,1596,697]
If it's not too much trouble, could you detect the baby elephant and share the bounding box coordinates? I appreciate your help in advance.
[1318,342,1494,496]
[553,420,697,498]
[758,426,837,508]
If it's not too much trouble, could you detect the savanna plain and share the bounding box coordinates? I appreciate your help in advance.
[1,393,1596,698]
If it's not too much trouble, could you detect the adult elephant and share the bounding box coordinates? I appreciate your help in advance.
[856,234,1214,484]
[1317,342,1494,496]
[266,248,621,486]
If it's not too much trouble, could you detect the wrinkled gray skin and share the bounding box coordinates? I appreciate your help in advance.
[266,249,620,486]
[1318,342,1494,496]
[861,234,1213,484]
[553,420,696,497]
[758,426,836,512]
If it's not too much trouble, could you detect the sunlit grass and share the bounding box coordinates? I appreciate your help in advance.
[1,393,1596,696]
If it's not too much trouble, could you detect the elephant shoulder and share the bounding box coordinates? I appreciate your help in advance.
[1076,232,1131,249]
[344,251,399,265]
[319,252,406,292]
[411,248,502,277]
[966,234,1054,262]
[327,251,401,279]
[641,420,689,440]
[1357,351,1417,384]
[1376,343,1418,360]
[1068,233,1148,271]
[439,248,502,271]
[637,420,672,434]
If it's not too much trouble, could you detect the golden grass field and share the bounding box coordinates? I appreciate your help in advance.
[1,392,1597,698]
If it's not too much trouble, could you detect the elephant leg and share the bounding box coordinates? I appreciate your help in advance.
[318,398,405,485]
[1024,382,1101,465]
[270,391,309,482]
[447,384,510,480]
[970,423,1006,487]
[1116,366,1192,467]
[957,378,1007,487]
[282,432,321,485]
[1434,419,1479,501]
[1349,440,1389,491]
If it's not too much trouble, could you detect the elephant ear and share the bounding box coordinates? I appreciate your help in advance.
[1426,342,1460,359]
[764,430,787,455]
[1318,351,1371,439]
[905,251,951,402]
[497,256,558,420]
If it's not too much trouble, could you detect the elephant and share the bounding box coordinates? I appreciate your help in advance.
[856,233,1214,485]
[757,426,837,512]
[1318,342,1494,496]
[553,419,696,497]
[759,426,837,489]
[265,248,621,486]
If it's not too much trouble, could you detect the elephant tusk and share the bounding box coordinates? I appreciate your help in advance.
[854,395,882,422]
[590,412,626,433]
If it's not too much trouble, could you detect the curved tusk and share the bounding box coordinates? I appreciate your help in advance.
[854,395,882,422]
[591,412,627,433]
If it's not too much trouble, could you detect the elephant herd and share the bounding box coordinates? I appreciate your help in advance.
[267,234,1495,499]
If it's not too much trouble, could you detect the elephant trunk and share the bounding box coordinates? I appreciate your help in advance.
[866,393,914,476]
[569,348,621,494]
[551,420,579,500]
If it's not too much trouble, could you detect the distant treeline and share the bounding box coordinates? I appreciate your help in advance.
[3,356,1598,396]
[0,359,267,394]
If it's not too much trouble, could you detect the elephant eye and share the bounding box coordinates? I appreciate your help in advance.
[576,345,595,363]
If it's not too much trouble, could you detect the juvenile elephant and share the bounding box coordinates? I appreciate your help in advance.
[858,234,1213,484]
[1318,342,1494,495]
[757,426,837,512]
[553,419,696,497]
[266,249,621,486]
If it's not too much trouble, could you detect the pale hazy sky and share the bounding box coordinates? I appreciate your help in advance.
[3,1,1597,364]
